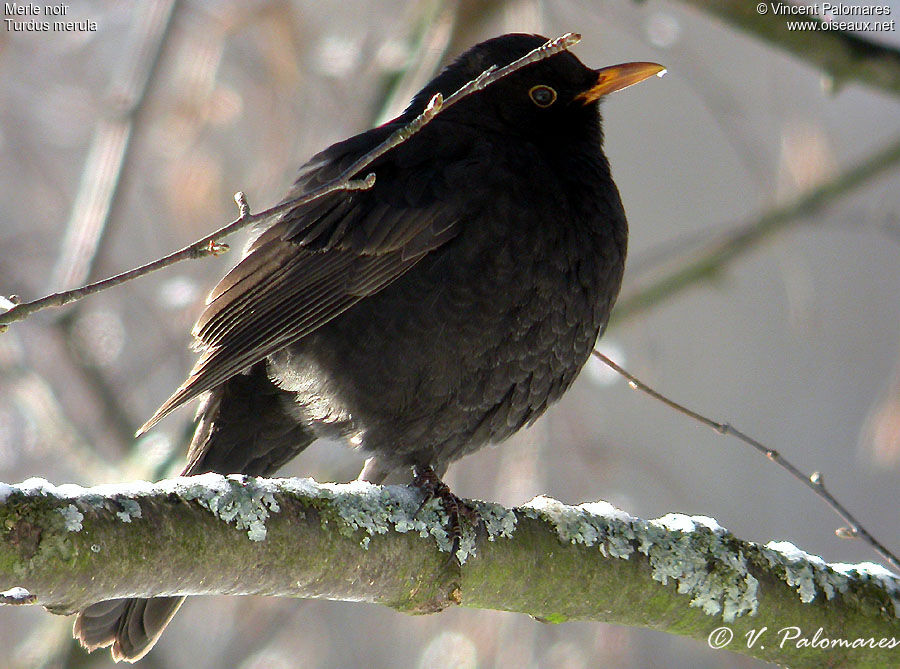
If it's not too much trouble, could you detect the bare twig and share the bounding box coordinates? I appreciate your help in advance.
[0,176,368,328]
[591,350,900,572]
[0,33,582,329]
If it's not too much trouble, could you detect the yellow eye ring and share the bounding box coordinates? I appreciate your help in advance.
[528,85,557,108]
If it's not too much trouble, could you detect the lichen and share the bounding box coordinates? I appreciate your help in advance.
[58,504,83,532]
[640,516,759,622]
[319,480,412,538]
[174,475,281,542]
[472,500,517,541]
[23,474,490,562]
[831,561,900,617]
[4,474,898,617]
[522,497,759,623]
[761,540,859,606]
[115,499,142,523]
[315,480,469,562]
[521,495,636,559]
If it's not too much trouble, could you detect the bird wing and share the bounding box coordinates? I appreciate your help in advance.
[139,122,475,433]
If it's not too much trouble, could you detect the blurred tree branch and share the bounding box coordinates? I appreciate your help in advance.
[614,134,900,321]
[51,0,181,292]
[675,0,900,97]
[1,476,898,668]
[30,1,184,458]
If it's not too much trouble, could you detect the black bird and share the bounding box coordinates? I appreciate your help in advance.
[74,33,663,662]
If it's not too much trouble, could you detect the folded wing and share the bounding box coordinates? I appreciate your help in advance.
[139,122,474,434]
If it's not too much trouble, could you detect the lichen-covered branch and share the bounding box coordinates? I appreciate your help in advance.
[676,0,900,98]
[1,476,898,667]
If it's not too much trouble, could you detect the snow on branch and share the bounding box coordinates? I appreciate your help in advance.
[1,475,898,667]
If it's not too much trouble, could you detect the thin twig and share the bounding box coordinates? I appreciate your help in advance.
[592,350,900,572]
[0,33,582,329]
[312,31,581,200]
[0,175,371,328]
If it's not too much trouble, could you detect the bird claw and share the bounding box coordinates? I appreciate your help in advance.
[412,465,479,562]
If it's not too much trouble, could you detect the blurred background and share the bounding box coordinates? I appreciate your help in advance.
[1,1,899,667]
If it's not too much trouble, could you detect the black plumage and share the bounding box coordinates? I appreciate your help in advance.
[74,33,662,662]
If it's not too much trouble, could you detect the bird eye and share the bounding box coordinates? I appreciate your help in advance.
[528,85,557,108]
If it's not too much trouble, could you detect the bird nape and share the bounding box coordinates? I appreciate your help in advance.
[73,33,663,662]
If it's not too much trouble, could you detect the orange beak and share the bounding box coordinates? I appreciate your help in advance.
[575,62,666,104]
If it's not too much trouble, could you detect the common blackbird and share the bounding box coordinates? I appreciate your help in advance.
[74,33,663,661]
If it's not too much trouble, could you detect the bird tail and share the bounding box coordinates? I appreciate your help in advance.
[73,597,184,663]
[74,361,315,662]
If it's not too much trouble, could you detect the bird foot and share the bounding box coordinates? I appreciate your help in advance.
[412,465,478,561]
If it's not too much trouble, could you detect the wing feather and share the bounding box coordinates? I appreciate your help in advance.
[139,121,481,434]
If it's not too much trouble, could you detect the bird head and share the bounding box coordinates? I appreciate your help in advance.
[403,34,664,141]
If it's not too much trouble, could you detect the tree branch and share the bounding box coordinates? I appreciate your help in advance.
[675,0,900,98]
[1,476,898,667]
[592,351,900,572]
[614,133,900,322]
[0,32,582,330]
[50,0,181,292]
